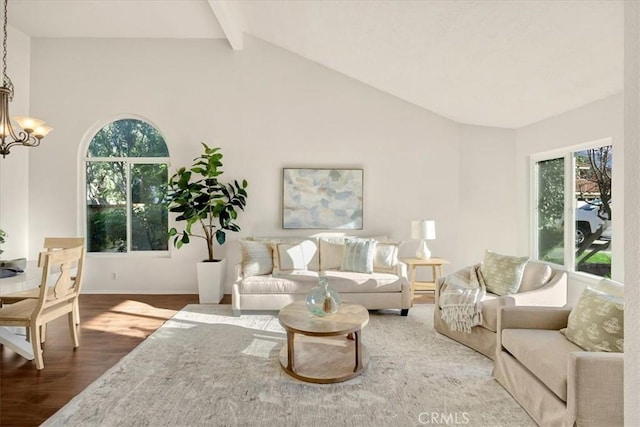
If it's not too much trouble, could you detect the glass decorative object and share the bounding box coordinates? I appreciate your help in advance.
[306,274,341,316]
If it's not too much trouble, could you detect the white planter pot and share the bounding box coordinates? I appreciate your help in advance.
[196,259,226,304]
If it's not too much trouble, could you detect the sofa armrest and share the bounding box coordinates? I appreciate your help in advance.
[435,266,474,307]
[434,276,446,308]
[511,270,568,307]
[234,263,244,281]
[567,352,624,426]
[497,306,572,332]
[394,261,408,279]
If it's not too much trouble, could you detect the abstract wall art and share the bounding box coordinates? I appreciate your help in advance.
[282,168,363,229]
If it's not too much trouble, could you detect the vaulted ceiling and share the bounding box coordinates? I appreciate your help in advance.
[8,0,624,129]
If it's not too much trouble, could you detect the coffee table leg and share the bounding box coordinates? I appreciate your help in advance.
[287,331,295,371]
[353,329,362,372]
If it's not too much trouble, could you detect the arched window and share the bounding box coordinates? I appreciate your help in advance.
[85,118,169,253]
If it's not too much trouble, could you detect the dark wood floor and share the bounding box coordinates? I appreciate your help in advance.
[0,294,200,427]
[0,293,433,427]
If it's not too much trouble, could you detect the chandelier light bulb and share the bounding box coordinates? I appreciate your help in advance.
[33,125,53,139]
[13,116,45,133]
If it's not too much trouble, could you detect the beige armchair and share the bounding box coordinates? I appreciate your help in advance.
[434,261,567,359]
[494,302,624,426]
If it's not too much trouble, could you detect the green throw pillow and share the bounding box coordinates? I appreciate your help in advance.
[480,250,529,296]
[564,286,624,352]
[341,238,377,273]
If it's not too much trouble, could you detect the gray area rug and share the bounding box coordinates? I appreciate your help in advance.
[43,304,534,427]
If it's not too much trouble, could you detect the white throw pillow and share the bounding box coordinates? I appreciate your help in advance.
[273,240,319,272]
[239,240,273,277]
[341,238,377,274]
[319,238,345,271]
[373,241,402,272]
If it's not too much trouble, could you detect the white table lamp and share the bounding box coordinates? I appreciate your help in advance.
[411,220,436,259]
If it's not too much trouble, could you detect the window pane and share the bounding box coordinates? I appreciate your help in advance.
[575,146,612,277]
[131,164,169,251]
[86,162,127,252]
[537,158,565,264]
[87,119,169,158]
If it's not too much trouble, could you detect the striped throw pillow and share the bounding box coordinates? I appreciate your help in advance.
[341,238,377,273]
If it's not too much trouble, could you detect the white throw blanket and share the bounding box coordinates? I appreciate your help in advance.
[439,264,486,333]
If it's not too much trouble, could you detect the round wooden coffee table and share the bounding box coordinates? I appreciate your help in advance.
[278,301,369,384]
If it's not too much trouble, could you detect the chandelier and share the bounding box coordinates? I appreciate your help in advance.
[0,0,51,158]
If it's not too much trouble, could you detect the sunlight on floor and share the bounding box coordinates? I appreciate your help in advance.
[241,336,282,358]
[82,299,180,337]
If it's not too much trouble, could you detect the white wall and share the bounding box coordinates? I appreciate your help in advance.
[515,93,624,303]
[28,35,463,293]
[0,26,30,260]
[457,125,518,266]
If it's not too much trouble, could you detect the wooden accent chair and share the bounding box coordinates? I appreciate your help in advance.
[1,237,85,325]
[0,245,86,369]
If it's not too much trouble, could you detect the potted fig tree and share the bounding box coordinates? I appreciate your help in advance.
[167,143,248,303]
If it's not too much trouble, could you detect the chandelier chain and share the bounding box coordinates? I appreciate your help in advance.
[1,0,12,100]
[2,0,5,81]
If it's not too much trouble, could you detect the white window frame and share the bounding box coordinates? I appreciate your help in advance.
[530,137,613,277]
[78,115,171,257]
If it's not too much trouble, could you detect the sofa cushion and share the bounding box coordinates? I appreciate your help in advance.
[481,250,529,296]
[501,329,583,402]
[341,238,377,273]
[324,270,404,293]
[239,240,273,277]
[238,270,403,294]
[563,286,624,352]
[518,262,552,293]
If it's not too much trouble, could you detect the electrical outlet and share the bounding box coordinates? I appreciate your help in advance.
[111,272,117,280]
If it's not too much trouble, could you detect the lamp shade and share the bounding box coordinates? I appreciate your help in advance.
[411,220,436,240]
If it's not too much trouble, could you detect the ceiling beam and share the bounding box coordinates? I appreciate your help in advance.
[208,0,243,50]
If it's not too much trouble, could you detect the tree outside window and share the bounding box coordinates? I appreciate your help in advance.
[85,119,169,253]
[535,144,612,278]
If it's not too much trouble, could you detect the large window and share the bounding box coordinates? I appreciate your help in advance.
[85,119,169,253]
[533,142,613,277]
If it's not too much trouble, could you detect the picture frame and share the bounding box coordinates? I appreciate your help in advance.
[282,168,364,229]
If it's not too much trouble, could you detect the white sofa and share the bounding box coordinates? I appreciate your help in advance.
[231,236,411,316]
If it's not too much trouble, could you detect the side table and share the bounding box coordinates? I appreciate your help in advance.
[401,257,450,302]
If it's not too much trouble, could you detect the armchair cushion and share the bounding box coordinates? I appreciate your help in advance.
[563,286,624,352]
[480,250,529,296]
[501,328,583,401]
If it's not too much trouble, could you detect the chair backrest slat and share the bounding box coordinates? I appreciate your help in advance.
[43,237,85,251]
[35,246,85,314]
